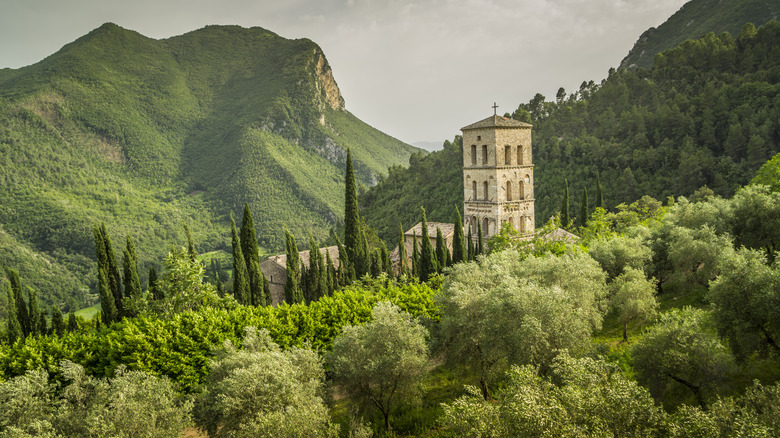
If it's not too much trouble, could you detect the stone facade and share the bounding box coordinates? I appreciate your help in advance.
[389,222,456,272]
[461,115,534,239]
[260,246,340,306]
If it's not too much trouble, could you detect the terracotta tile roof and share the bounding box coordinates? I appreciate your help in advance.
[461,115,533,131]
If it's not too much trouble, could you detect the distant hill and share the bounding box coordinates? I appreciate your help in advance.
[621,0,780,69]
[0,23,418,310]
[362,21,780,244]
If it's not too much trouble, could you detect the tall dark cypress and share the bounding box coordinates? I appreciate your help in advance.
[419,208,436,281]
[27,289,41,336]
[335,235,351,286]
[380,242,392,275]
[467,225,475,261]
[596,171,604,210]
[123,236,142,316]
[580,187,589,228]
[307,235,321,302]
[325,250,336,295]
[344,148,361,273]
[249,259,265,306]
[184,223,197,262]
[230,215,250,305]
[5,284,22,343]
[370,250,381,278]
[67,312,77,332]
[241,205,265,307]
[411,232,419,278]
[263,274,272,306]
[7,269,29,337]
[94,224,123,319]
[561,179,570,228]
[452,206,466,265]
[397,223,408,278]
[477,221,484,256]
[284,230,303,304]
[358,228,371,277]
[148,266,163,301]
[97,267,117,324]
[51,305,64,338]
[435,227,447,273]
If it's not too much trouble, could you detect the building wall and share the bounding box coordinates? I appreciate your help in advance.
[462,124,534,239]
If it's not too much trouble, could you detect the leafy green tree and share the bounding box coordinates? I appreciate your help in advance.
[729,185,780,264]
[439,250,607,399]
[284,230,303,304]
[329,302,429,432]
[588,234,652,280]
[709,247,780,359]
[610,268,658,341]
[452,207,466,265]
[632,308,734,410]
[194,327,338,438]
[0,368,57,436]
[440,353,666,437]
[561,179,570,228]
[122,236,143,317]
[750,152,780,192]
[419,208,436,281]
[230,215,250,305]
[155,247,220,315]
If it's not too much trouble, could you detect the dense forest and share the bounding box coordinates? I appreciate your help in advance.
[362,21,779,244]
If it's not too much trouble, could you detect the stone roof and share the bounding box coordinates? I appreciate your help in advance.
[461,115,533,131]
[539,228,580,243]
[264,245,340,269]
[404,222,456,239]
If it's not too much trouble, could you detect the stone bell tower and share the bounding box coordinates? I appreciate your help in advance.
[461,106,534,240]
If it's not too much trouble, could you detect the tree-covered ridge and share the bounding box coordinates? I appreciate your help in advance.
[620,0,780,69]
[361,21,779,239]
[0,23,418,310]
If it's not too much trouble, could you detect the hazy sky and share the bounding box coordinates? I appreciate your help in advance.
[1,0,688,146]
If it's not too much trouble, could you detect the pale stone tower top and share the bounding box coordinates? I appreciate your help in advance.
[461,111,535,240]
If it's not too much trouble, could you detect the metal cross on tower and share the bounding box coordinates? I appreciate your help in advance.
[492,102,498,115]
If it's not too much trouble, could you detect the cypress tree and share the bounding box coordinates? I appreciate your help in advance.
[411,232,419,278]
[240,204,265,306]
[39,308,48,336]
[580,187,589,228]
[397,223,408,278]
[27,288,41,336]
[467,225,475,261]
[596,171,604,210]
[380,242,392,275]
[67,312,77,332]
[335,235,351,286]
[51,305,64,338]
[477,221,484,256]
[435,227,446,273]
[148,266,163,301]
[230,215,250,305]
[325,250,336,295]
[446,246,452,267]
[249,259,266,306]
[359,228,371,277]
[184,223,197,262]
[344,148,361,273]
[370,250,381,278]
[94,224,123,319]
[97,267,117,324]
[452,206,466,264]
[284,230,303,304]
[123,236,142,316]
[317,246,328,300]
[263,274,272,305]
[5,284,22,344]
[306,235,320,302]
[7,269,29,337]
[419,207,436,281]
[561,179,570,228]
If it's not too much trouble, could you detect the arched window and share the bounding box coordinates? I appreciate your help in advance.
[482,218,489,236]
[506,180,512,201]
[470,216,477,233]
[482,145,488,165]
[508,216,514,229]
[519,216,525,233]
[518,180,524,200]
[505,145,511,165]
[471,145,477,166]
[472,180,477,200]
[517,146,523,165]
[483,181,488,200]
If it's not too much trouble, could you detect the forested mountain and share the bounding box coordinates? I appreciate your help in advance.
[362,21,779,243]
[620,0,780,69]
[0,23,418,310]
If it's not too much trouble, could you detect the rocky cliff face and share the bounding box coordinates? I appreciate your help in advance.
[312,49,345,111]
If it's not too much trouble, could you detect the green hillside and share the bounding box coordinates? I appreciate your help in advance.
[620,0,780,69]
[0,23,418,310]
[362,21,780,242]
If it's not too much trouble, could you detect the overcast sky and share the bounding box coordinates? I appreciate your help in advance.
[1,0,688,147]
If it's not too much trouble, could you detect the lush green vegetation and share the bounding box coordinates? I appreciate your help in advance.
[620,0,780,69]
[0,23,418,311]
[362,20,779,243]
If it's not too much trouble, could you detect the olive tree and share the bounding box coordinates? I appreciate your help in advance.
[329,301,429,432]
[709,247,780,360]
[438,250,607,399]
[589,234,652,280]
[194,327,337,438]
[632,308,734,410]
[610,267,658,341]
[440,353,665,437]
